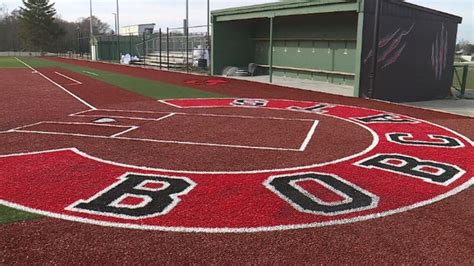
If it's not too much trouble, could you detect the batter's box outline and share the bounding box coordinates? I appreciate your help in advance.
[6,110,320,152]
[8,121,139,138]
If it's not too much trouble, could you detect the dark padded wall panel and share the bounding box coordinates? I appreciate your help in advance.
[360,0,460,102]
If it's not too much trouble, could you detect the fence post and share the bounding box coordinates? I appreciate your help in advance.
[159,28,162,69]
[185,21,189,72]
[79,32,83,58]
[143,31,146,65]
[460,65,468,98]
[167,27,170,70]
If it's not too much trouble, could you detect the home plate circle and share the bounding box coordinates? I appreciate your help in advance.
[0,98,472,233]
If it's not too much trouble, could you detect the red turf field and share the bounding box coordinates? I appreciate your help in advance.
[0,57,473,264]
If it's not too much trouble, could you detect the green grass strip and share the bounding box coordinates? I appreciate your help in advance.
[0,56,28,68]
[18,57,225,99]
[0,205,42,224]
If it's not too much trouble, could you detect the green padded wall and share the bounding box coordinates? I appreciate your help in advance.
[213,12,358,86]
[212,20,256,75]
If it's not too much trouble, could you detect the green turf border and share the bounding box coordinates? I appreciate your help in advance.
[0,57,27,68]
[0,205,42,224]
[17,57,225,100]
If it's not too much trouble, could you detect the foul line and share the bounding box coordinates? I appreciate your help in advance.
[54,71,82,85]
[15,57,96,110]
[158,99,183,109]
[82,70,99,76]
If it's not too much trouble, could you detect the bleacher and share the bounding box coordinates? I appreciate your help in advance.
[134,51,194,68]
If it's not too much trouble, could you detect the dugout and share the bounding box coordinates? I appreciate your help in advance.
[96,35,143,61]
[211,0,462,102]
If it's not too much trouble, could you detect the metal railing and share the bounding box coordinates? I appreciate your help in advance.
[453,63,473,98]
[134,25,211,73]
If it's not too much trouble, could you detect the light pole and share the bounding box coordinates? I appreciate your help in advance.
[185,0,189,72]
[207,0,210,69]
[116,0,120,62]
[207,0,210,49]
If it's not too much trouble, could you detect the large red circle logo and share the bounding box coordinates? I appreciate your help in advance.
[0,98,472,232]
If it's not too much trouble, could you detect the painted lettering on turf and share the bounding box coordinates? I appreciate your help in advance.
[67,173,196,219]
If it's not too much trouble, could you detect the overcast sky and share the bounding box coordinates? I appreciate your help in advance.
[1,0,472,42]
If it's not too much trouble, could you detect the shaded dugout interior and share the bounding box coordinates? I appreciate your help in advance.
[211,0,462,102]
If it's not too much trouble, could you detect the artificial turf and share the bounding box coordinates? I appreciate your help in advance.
[1,56,472,226]
[0,56,223,224]
[0,58,43,223]
[16,57,224,100]
[0,205,41,224]
[0,56,27,68]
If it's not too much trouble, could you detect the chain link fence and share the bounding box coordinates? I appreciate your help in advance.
[133,25,211,73]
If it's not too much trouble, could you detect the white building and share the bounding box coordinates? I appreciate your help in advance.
[120,24,155,36]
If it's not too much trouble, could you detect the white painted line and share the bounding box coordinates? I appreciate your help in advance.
[110,126,139,138]
[12,121,133,131]
[155,113,175,121]
[71,112,176,122]
[93,109,159,114]
[109,113,172,137]
[299,120,319,151]
[69,109,96,116]
[158,99,183,108]
[11,129,119,139]
[177,112,314,121]
[0,149,471,233]
[2,99,471,177]
[82,70,99,76]
[74,114,164,122]
[54,71,82,85]
[11,129,302,152]
[7,121,44,132]
[74,108,315,121]
[14,57,96,110]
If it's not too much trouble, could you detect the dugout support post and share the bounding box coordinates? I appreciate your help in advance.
[269,16,274,83]
[368,0,383,98]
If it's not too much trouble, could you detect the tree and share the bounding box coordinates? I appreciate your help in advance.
[0,9,22,51]
[76,16,112,36]
[18,0,64,52]
[0,3,8,19]
[457,40,473,55]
